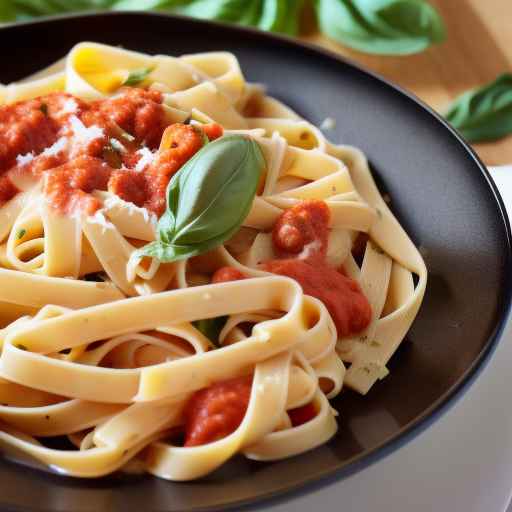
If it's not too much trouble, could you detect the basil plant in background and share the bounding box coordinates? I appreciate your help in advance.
[445,74,512,143]
[1,0,445,56]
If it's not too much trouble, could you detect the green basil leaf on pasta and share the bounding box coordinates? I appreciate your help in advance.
[193,316,228,347]
[445,74,512,143]
[123,67,154,86]
[315,0,445,55]
[138,135,264,263]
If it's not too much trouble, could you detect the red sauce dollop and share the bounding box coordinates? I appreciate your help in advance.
[0,89,223,216]
[263,200,372,338]
[0,94,63,173]
[0,175,18,203]
[44,156,111,216]
[184,376,252,447]
[272,199,329,259]
[211,267,246,284]
[261,258,371,337]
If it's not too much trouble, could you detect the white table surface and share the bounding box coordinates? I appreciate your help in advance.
[262,166,512,512]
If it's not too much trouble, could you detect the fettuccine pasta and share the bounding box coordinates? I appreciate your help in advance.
[0,42,427,480]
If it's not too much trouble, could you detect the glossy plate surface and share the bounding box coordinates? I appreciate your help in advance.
[0,12,510,512]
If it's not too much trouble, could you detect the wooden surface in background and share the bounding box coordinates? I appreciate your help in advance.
[301,0,512,166]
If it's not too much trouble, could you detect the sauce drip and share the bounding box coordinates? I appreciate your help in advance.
[184,376,252,447]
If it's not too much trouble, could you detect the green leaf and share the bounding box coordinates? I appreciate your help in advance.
[168,0,262,24]
[192,316,228,347]
[0,1,17,21]
[138,135,264,263]
[123,67,154,86]
[16,228,26,240]
[445,74,512,143]
[315,0,445,55]
[8,0,115,18]
[113,0,303,36]
[259,0,305,34]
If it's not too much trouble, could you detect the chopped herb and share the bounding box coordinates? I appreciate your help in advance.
[15,344,27,351]
[109,138,126,153]
[359,335,368,343]
[40,103,48,116]
[193,316,228,348]
[370,340,380,347]
[120,132,135,143]
[376,208,383,219]
[102,142,123,169]
[16,228,26,240]
[123,67,154,87]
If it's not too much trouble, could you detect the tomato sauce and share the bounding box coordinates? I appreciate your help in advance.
[0,94,62,173]
[272,200,329,259]
[211,267,246,284]
[0,89,223,216]
[184,376,252,447]
[288,403,317,427]
[44,156,111,216]
[261,258,371,337]
[0,176,18,203]
[263,200,372,338]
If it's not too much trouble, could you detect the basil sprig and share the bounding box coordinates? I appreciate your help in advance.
[138,135,264,262]
[445,74,512,143]
[193,316,228,347]
[1,0,444,56]
[316,0,445,55]
[123,67,154,86]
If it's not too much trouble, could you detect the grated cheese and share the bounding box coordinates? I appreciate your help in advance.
[42,137,68,157]
[16,152,34,166]
[69,115,104,149]
[59,98,79,116]
[135,147,155,172]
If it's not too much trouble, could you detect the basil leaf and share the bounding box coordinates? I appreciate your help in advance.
[259,0,305,35]
[123,67,154,86]
[138,135,264,263]
[168,0,262,24]
[2,0,116,20]
[0,2,16,21]
[193,316,228,347]
[315,0,445,55]
[445,74,512,143]
[171,136,261,244]
[113,0,302,36]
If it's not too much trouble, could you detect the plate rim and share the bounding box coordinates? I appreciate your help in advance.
[1,11,511,512]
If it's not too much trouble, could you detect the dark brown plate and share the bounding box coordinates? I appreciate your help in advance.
[0,12,510,512]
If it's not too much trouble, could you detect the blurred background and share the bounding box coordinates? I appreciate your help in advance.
[304,0,511,166]
[1,0,511,165]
